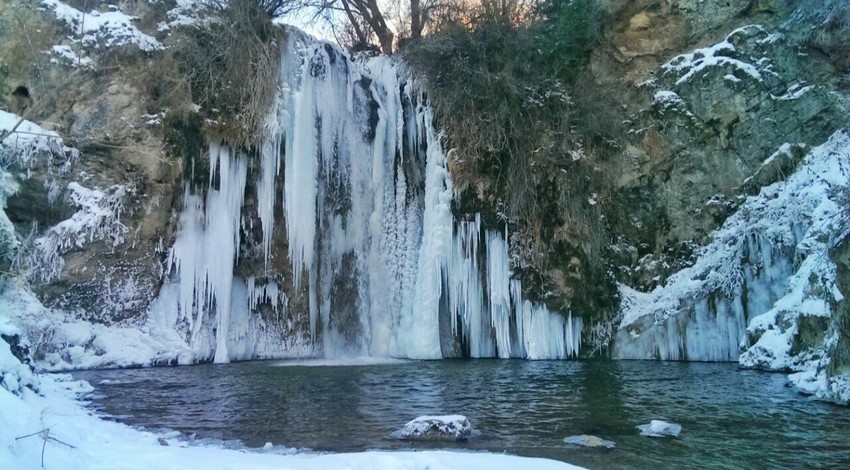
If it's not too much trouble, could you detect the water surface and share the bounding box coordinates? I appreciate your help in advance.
[73,360,850,469]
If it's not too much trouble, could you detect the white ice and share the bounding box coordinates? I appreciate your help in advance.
[637,420,682,437]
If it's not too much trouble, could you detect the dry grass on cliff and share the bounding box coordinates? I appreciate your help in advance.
[168,0,283,148]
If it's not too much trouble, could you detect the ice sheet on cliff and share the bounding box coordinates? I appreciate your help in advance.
[615,130,850,400]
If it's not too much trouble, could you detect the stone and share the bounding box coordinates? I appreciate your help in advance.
[563,435,616,448]
[394,415,474,442]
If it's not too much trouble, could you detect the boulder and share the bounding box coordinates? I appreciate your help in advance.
[563,435,616,448]
[395,415,474,442]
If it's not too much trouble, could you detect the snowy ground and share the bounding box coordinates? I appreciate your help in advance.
[0,332,583,470]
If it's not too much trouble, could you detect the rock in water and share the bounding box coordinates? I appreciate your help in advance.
[395,415,474,441]
[637,420,682,437]
[563,435,616,448]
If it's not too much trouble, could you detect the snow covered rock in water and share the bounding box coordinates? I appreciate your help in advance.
[395,415,474,441]
[563,435,616,448]
[637,420,682,437]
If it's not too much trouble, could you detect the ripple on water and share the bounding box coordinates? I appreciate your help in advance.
[71,360,850,469]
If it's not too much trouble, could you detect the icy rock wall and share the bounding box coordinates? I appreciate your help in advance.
[615,234,794,361]
[157,31,581,363]
[614,131,850,364]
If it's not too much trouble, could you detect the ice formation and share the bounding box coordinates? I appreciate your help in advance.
[155,30,581,363]
[637,420,682,437]
[31,182,129,282]
[615,131,849,373]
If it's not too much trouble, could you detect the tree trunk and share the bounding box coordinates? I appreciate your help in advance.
[411,0,422,39]
[344,0,394,54]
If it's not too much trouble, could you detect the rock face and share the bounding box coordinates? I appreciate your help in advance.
[603,1,850,402]
[395,415,474,442]
[1,0,182,325]
[601,3,849,292]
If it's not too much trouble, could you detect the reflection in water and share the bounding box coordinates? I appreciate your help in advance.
[577,360,629,438]
[73,360,850,469]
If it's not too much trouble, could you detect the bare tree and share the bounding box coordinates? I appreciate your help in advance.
[300,0,394,53]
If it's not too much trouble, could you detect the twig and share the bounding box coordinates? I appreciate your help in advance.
[15,428,75,468]
[78,0,89,69]
[3,130,61,139]
[0,118,26,142]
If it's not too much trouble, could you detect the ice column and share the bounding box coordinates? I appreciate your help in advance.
[166,144,248,363]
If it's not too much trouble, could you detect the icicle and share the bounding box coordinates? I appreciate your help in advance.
[165,144,248,363]
[281,37,320,289]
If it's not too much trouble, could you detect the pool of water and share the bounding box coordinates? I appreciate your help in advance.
[72,359,850,469]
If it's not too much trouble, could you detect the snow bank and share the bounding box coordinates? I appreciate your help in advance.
[0,281,192,371]
[790,368,850,404]
[0,338,583,470]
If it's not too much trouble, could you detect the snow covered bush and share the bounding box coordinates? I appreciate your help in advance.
[0,317,38,396]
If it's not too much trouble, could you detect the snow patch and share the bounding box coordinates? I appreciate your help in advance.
[662,25,768,85]
[41,0,163,52]
[48,44,95,69]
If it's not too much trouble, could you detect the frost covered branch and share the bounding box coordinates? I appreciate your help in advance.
[24,183,130,283]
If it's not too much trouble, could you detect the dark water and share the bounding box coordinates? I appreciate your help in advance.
[72,360,850,469]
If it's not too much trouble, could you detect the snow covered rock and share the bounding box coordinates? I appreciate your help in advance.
[637,420,682,437]
[563,435,616,448]
[395,415,475,441]
[40,0,162,52]
[0,320,37,395]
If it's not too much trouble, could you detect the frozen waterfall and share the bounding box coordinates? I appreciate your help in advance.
[155,30,581,363]
[614,132,850,364]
